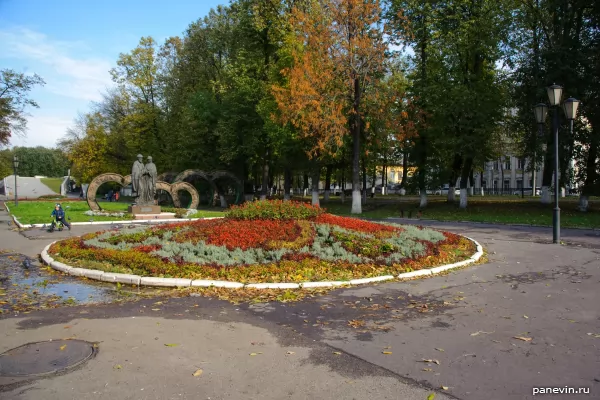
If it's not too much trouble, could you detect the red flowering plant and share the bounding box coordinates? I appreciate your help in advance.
[48,200,477,284]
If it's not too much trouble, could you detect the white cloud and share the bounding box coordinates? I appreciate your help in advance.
[9,113,73,148]
[0,27,114,102]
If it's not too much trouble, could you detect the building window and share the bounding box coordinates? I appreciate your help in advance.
[482,180,487,188]
[503,180,510,190]
[517,180,523,189]
[504,157,511,170]
[493,180,498,189]
[517,158,524,169]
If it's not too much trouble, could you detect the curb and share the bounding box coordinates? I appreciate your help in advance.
[40,235,485,290]
[386,217,600,232]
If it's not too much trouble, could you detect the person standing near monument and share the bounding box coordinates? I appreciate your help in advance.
[131,154,144,201]
[145,156,157,203]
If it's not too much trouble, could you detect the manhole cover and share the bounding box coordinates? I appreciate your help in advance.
[0,340,96,377]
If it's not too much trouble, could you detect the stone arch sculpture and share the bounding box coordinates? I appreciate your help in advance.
[87,173,200,212]
[209,170,244,205]
[173,170,243,205]
[157,172,179,183]
[87,173,130,212]
[170,181,200,209]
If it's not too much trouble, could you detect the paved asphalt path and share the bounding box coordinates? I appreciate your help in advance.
[2,177,58,199]
[0,207,598,400]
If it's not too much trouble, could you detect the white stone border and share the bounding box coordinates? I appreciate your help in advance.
[39,235,484,289]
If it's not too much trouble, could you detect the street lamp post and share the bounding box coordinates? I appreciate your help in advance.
[533,85,580,244]
[13,155,19,206]
[547,84,563,244]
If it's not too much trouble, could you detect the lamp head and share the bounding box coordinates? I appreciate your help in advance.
[533,103,548,124]
[562,98,580,120]
[546,84,563,106]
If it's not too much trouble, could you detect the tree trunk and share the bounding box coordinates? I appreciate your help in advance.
[459,158,473,209]
[417,137,428,208]
[303,173,309,197]
[468,168,474,196]
[311,167,320,207]
[401,149,408,187]
[324,165,332,202]
[448,154,462,202]
[499,157,504,196]
[351,77,362,214]
[579,129,598,211]
[284,167,291,201]
[381,162,386,195]
[361,158,367,205]
[480,162,485,196]
[541,136,553,204]
[341,166,346,203]
[260,151,269,201]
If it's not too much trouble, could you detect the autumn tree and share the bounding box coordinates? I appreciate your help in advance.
[274,0,388,213]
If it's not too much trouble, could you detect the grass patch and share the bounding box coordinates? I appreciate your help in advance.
[40,178,63,194]
[9,200,224,224]
[319,197,600,229]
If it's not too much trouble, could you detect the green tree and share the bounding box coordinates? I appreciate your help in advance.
[0,69,45,146]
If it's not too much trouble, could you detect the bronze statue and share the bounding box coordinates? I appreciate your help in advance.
[131,154,144,200]
[144,156,157,202]
[131,154,157,206]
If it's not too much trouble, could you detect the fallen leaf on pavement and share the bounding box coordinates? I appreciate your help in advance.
[286,351,295,355]
[420,359,440,365]
[435,348,445,352]
[427,393,435,400]
[523,315,529,319]
[164,343,179,347]
[513,336,532,342]
[114,364,122,370]
[151,309,160,311]
[192,369,203,377]
[348,319,366,328]
[441,386,449,390]
[333,351,342,355]
[249,352,262,356]
[422,368,433,372]
[382,351,392,355]
[59,345,67,351]
[586,333,600,338]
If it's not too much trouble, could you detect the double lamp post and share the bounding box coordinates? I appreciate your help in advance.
[533,84,580,244]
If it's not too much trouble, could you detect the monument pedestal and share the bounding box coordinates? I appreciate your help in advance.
[132,212,176,220]
[128,205,161,215]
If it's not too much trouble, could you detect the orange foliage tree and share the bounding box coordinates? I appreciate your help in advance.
[272,0,390,214]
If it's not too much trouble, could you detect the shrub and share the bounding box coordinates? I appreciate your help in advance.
[226,200,324,220]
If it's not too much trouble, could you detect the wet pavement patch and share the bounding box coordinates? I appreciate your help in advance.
[0,252,163,315]
[0,339,96,377]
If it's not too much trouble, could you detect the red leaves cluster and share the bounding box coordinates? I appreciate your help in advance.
[316,214,400,234]
[136,244,162,253]
[205,219,302,250]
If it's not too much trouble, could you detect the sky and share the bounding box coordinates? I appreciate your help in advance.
[0,0,226,149]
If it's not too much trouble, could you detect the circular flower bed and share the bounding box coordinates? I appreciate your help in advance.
[47,201,477,284]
